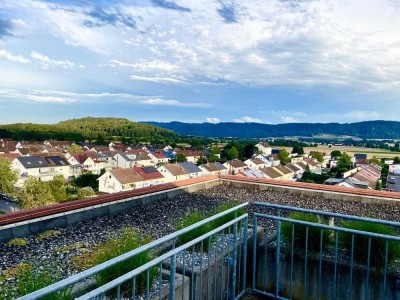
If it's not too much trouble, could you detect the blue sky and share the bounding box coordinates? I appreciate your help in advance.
[0,0,400,124]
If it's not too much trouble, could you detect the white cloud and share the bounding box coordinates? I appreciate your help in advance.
[130,75,186,84]
[141,98,210,107]
[206,117,220,123]
[30,51,80,69]
[109,59,178,72]
[0,49,30,64]
[0,89,209,107]
[233,116,263,123]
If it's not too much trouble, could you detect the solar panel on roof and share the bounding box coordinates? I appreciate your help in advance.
[143,167,157,173]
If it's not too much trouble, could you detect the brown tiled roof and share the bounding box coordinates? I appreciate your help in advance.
[0,153,20,162]
[304,158,319,167]
[258,142,271,148]
[151,151,168,159]
[286,163,300,172]
[227,160,247,168]
[250,158,265,165]
[296,161,308,170]
[164,164,189,176]
[260,167,282,179]
[201,163,218,172]
[274,164,293,175]
[111,168,143,184]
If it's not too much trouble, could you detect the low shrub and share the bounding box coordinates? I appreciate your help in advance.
[339,220,400,270]
[7,238,29,247]
[17,265,72,300]
[281,212,331,253]
[73,228,156,297]
[174,202,245,251]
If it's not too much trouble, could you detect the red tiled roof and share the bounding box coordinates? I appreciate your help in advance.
[133,167,164,180]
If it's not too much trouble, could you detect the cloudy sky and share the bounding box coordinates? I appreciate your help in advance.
[1,0,400,124]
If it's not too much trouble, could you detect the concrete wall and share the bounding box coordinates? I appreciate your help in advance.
[0,179,221,243]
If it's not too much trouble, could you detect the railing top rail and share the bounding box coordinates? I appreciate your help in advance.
[76,213,248,300]
[18,202,248,300]
[254,201,400,228]
[254,212,400,241]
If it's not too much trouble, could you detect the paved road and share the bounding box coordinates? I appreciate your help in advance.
[386,174,400,192]
[0,200,20,213]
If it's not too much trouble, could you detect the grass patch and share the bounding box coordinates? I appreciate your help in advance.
[37,230,61,240]
[281,212,331,253]
[7,238,29,247]
[339,220,400,270]
[54,242,84,254]
[0,211,5,215]
[174,202,245,251]
[71,228,155,297]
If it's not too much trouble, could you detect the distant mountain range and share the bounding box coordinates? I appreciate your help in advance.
[144,120,400,139]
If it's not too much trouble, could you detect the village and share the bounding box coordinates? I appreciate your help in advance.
[1,138,398,201]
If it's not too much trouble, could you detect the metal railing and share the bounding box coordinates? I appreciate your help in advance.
[251,202,400,300]
[18,202,249,300]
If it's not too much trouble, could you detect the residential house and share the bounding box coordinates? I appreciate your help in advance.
[273,164,294,180]
[304,158,322,174]
[237,169,267,179]
[255,142,272,155]
[98,168,144,193]
[157,164,190,182]
[223,160,248,175]
[0,153,20,162]
[285,163,302,180]
[90,146,110,153]
[179,162,204,178]
[244,158,265,170]
[68,153,104,174]
[148,151,170,165]
[114,151,153,169]
[259,167,284,180]
[199,162,228,176]
[389,164,400,174]
[174,150,203,164]
[133,166,167,187]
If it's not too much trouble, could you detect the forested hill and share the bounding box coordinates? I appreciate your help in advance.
[0,117,176,141]
[144,120,400,139]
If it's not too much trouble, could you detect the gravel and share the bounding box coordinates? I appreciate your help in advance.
[1,185,400,293]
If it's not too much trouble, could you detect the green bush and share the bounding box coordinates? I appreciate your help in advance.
[92,228,157,297]
[281,212,331,252]
[7,238,29,247]
[339,221,400,270]
[175,202,245,251]
[17,265,72,300]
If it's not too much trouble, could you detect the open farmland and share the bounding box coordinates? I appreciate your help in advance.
[280,145,400,159]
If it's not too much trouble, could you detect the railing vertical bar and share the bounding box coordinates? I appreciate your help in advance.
[275,220,281,298]
[146,269,150,300]
[158,262,162,300]
[117,284,121,300]
[366,237,371,300]
[237,219,242,295]
[132,276,136,300]
[242,217,248,295]
[382,240,389,300]
[318,228,323,300]
[252,216,257,291]
[333,231,338,300]
[263,225,268,289]
[199,240,204,299]
[169,255,176,300]
[191,245,195,300]
[290,223,294,300]
[232,221,238,299]
[220,229,225,300]
[303,226,308,300]
[214,233,218,300]
[349,234,354,299]
[206,236,211,300]
[227,226,231,295]
[182,250,186,300]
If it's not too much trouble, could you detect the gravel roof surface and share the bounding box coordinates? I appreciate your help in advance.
[1,185,400,295]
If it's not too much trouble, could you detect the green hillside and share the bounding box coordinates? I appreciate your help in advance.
[0,117,176,141]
